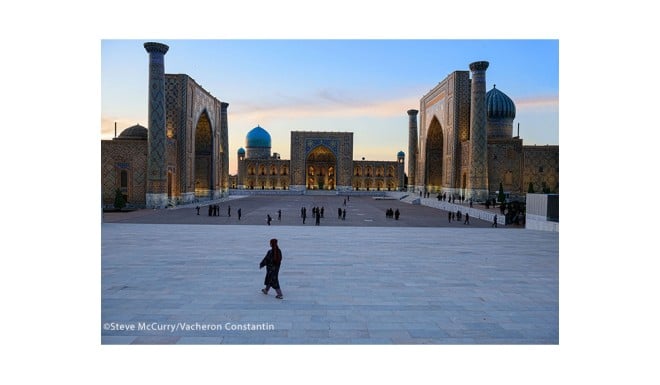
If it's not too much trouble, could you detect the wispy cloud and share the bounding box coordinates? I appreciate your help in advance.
[515,95,558,108]
[230,90,419,121]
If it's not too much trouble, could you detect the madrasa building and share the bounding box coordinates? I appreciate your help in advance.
[231,127,406,192]
[102,42,230,208]
[407,61,558,200]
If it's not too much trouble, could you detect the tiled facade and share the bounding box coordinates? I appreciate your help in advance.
[101,138,148,206]
[414,61,558,198]
[101,42,229,208]
[235,130,404,192]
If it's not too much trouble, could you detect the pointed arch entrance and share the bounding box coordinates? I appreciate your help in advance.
[306,145,336,190]
[194,110,213,198]
[425,116,443,191]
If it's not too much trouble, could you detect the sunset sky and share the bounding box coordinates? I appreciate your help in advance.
[101,39,558,175]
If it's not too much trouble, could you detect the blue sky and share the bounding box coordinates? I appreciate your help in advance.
[102,39,558,174]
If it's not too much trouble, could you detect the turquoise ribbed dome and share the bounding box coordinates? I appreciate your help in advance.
[237,147,245,154]
[246,125,271,148]
[486,85,516,119]
[397,150,405,157]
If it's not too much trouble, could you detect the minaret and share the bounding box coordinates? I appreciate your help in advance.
[144,42,169,208]
[220,102,230,195]
[468,61,489,200]
[397,151,405,190]
[407,109,418,191]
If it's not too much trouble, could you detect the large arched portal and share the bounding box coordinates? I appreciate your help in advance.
[425,116,443,191]
[194,111,213,198]
[306,145,336,190]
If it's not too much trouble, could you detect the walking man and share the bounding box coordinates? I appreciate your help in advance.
[492,214,498,228]
[238,208,242,220]
[464,212,470,225]
[267,214,272,226]
[278,209,281,221]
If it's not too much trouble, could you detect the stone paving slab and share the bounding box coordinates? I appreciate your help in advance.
[102,223,558,344]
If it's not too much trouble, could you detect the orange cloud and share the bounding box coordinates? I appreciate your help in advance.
[515,95,558,108]
[231,94,420,121]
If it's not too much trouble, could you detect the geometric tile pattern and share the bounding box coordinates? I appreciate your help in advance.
[144,43,169,194]
[467,61,489,199]
[101,140,148,205]
[523,145,559,193]
[407,109,418,188]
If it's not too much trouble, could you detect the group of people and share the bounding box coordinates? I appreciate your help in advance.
[195,204,241,220]
[447,209,470,224]
[337,207,346,220]
[436,193,469,205]
[385,208,400,220]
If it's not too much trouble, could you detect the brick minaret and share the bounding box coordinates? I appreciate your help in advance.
[144,42,169,208]
[407,109,418,192]
[468,61,489,200]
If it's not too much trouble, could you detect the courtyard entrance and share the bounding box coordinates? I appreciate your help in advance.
[306,145,336,190]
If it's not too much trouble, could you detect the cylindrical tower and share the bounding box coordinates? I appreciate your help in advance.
[468,61,489,200]
[220,102,230,195]
[397,150,405,191]
[407,109,418,191]
[237,147,246,189]
[144,42,169,208]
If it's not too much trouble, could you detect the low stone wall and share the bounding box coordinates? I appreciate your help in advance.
[526,214,559,232]
[388,192,504,225]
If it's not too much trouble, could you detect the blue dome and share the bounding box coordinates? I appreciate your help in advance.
[486,85,516,119]
[237,147,245,154]
[246,125,271,148]
[397,150,405,157]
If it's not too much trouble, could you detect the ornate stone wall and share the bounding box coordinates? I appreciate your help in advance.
[417,71,469,193]
[352,160,401,191]
[165,74,228,203]
[487,138,524,194]
[523,145,559,193]
[240,159,291,190]
[290,132,353,190]
[101,139,148,205]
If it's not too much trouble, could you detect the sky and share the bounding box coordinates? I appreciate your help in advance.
[101,39,558,175]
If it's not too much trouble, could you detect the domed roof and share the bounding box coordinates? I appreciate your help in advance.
[486,85,516,119]
[237,147,246,154]
[246,125,271,148]
[397,150,405,157]
[117,124,148,140]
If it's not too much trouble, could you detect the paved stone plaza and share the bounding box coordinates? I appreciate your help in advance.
[102,196,557,344]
